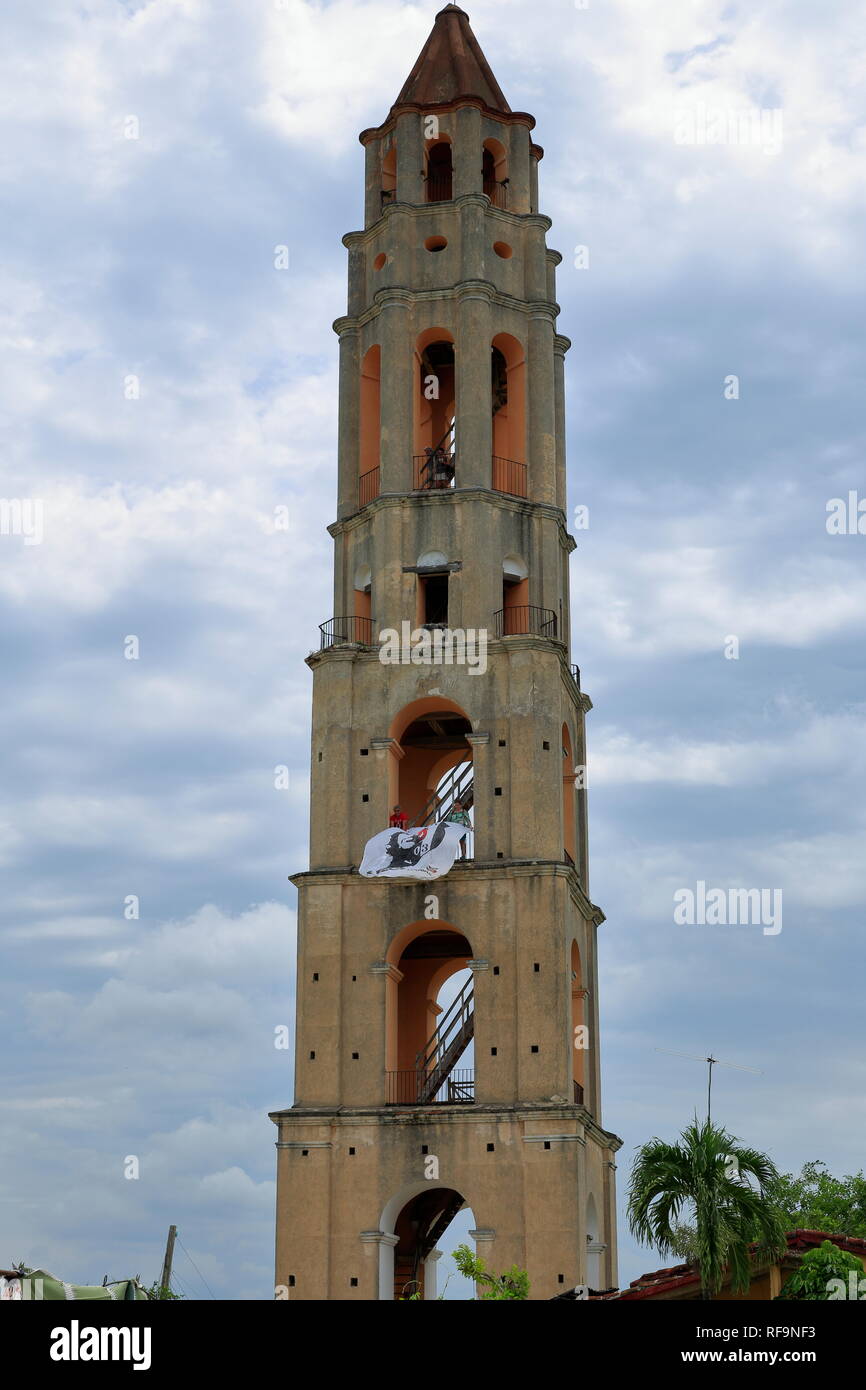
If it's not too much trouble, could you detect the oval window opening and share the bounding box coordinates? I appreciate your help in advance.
[425,236,448,253]
[373,253,387,271]
[493,241,513,260]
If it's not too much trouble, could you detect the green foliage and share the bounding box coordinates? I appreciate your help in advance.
[452,1244,530,1299]
[772,1162,866,1239]
[776,1240,865,1301]
[143,1282,184,1300]
[627,1117,787,1298]
[668,1223,701,1264]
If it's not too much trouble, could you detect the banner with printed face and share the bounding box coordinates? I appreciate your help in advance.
[360,822,467,880]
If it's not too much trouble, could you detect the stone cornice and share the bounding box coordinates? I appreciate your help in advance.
[343,199,552,252]
[269,1104,623,1152]
[333,281,560,337]
[359,99,536,147]
[327,486,573,545]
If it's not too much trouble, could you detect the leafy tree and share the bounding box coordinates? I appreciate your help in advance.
[627,1117,787,1299]
[452,1244,530,1300]
[143,1282,184,1300]
[772,1162,866,1238]
[776,1240,865,1301]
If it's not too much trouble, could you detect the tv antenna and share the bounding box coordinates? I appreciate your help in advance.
[654,1049,762,1121]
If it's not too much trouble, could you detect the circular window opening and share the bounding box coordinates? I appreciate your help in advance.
[425,236,448,253]
[493,242,513,260]
[373,253,387,271]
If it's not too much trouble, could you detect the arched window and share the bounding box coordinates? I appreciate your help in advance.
[482,137,508,208]
[562,723,577,866]
[571,940,587,1103]
[379,1182,477,1299]
[388,697,473,829]
[359,345,381,505]
[502,555,528,635]
[426,141,453,202]
[414,329,456,489]
[491,333,526,497]
[381,146,397,209]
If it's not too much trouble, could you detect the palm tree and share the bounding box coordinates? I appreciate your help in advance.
[627,1117,787,1298]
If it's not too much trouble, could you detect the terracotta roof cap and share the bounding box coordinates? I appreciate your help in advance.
[392,6,511,116]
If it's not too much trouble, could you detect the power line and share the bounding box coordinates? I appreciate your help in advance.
[177,1234,217,1300]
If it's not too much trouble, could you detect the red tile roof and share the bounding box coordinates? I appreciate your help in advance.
[392,6,511,116]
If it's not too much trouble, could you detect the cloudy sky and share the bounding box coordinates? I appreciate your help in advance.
[2,0,864,1300]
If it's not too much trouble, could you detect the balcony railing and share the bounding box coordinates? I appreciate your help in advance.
[413,451,456,491]
[493,605,558,639]
[484,179,509,210]
[492,456,527,497]
[574,1080,585,1105]
[570,664,581,690]
[425,173,453,203]
[319,616,375,650]
[359,466,380,507]
[386,1069,474,1105]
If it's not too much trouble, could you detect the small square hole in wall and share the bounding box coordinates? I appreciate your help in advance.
[421,1145,428,1155]
[497,852,504,859]
[288,1276,296,1287]
[313,972,319,981]
[498,739,506,747]
[494,787,502,796]
[352,1052,359,1060]
[534,963,540,973]
[350,1278,358,1287]
[493,966,500,976]
[491,1047,497,1056]
[362,794,369,803]
[302,1149,309,1156]
[348,1147,356,1156]
[360,748,369,756]
[352,975,357,982]
[543,741,550,751]
[486,1143,495,1152]
[558,1274,565,1284]
[318,752,323,762]
[309,1051,316,1060]
[531,1045,539,1054]
[544,1141,551,1150]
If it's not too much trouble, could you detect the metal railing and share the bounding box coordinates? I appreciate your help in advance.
[386,1069,474,1105]
[413,452,456,491]
[359,466,380,507]
[570,664,581,689]
[412,761,474,829]
[319,616,375,650]
[425,172,453,203]
[492,456,527,497]
[484,180,509,209]
[493,605,558,639]
[415,976,474,1076]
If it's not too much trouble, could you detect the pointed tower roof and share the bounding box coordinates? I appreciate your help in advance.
[393,5,511,115]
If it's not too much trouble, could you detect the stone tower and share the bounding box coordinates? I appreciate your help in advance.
[271,3,621,1301]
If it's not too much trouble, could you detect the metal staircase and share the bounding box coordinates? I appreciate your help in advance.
[414,976,475,1104]
[411,759,474,828]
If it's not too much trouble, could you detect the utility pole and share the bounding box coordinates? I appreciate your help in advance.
[159,1225,177,1296]
[655,1049,762,1121]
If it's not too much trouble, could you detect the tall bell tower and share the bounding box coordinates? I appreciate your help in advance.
[271,4,621,1301]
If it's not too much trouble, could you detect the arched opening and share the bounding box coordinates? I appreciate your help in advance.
[491,333,526,497]
[482,137,508,208]
[414,329,456,490]
[381,146,397,210]
[571,939,586,1103]
[426,139,453,202]
[562,723,577,867]
[502,554,529,636]
[380,1182,477,1299]
[353,563,372,624]
[586,1193,603,1292]
[359,344,381,505]
[388,697,474,830]
[385,920,475,1107]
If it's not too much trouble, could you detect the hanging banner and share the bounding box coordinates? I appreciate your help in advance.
[359,822,466,880]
